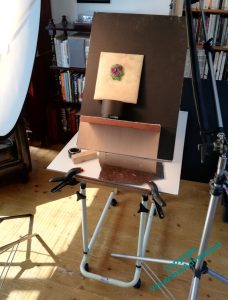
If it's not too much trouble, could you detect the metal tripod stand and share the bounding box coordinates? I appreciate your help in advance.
[188,133,228,299]
[185,0,228,298]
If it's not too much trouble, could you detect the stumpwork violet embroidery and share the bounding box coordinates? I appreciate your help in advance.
[110,64,124,80]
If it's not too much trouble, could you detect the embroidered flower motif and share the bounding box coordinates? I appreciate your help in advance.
[110,64,124,80]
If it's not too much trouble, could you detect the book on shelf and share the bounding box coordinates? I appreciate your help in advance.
[220,18,228,46]
[67,71,73,102]
[63,72,69,102]
[53,33,90,68]
[60,107,78,134]
[59,72,67,101]
[213,51,220,73]
[77,74,85,103]
[69,109,78,134]
[54,35,65,67]
[215,50,224,79]
[60,39,69,68]
[192,0,228,9]
[184,49,228,80]
[68,33,90,68]
[216,16,224,45]
[54,35,69,68]
[71,73,80,103]
[58,71,85,103]
[218,52,227,79]
[211,0,217,9]
[203,61,209,79]
[223,53,228,79]
[208,14,217,39]
[213,14,221,43]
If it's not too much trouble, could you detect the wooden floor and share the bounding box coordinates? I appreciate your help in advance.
[0,145,227,300]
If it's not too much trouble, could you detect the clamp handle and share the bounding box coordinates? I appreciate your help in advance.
[149,181,166,219]
[49,168,83,192]
[150,182,166,207]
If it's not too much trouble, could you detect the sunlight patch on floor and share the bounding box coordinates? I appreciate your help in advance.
[33,187,100,254]
[8,290,40,299]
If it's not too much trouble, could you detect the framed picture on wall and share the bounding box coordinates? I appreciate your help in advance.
[77,0,110,3]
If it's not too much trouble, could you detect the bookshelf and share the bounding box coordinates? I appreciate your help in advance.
[181,3,228,182]
[184,6,228,80]
[46,17,91,144]
[23,0,52,146]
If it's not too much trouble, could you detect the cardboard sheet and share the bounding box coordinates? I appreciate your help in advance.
[77,118,161,160]
[94,52,144,104]
[80,116,161,131]
[98,152,157,174]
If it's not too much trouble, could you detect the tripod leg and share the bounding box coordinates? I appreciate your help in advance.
[188,194,220,300]
[26,214,34,261]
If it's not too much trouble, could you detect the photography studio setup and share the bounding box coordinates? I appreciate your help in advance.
[0,0,228,299]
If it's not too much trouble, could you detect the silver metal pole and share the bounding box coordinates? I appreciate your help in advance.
[88,191,115,250]
[111,253,190,267]
[188,155,226,299]
[207,269,228,283]
[188,196,220,300]
[136,195,148,266]
[142,202,156,254]
[80,184,89,255]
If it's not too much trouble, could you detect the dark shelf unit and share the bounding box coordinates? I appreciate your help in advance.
[54,22,92,33]
[184,6,228,80]
[46,18,92,144]
[50,65,86,72]
[181,6,228,182]
[24,0,53,146]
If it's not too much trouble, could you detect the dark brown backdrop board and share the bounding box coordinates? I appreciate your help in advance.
[81,12,187,160]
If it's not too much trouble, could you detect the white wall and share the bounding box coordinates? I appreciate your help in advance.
[50,0,78,23]
[77,0,171,16]
[51,0,172,23]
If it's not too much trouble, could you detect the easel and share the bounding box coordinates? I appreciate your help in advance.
[49,11,188,293]
[48,110,187,293]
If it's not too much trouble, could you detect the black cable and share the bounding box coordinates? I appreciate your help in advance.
[185,0,216,162]
[185,0,210,134]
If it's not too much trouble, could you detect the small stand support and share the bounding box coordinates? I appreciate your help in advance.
[78,187,155,288]
[0,214,58,289]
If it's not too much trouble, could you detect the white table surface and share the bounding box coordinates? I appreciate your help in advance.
[47,111,187,195]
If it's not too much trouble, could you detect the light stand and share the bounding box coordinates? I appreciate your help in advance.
[0,1,58,288]
[185,0,228,299]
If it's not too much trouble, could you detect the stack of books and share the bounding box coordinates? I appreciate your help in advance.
[59,72,85,103]
[54,33,90,68]
[184,49,228,80]
[192,0,228,9]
